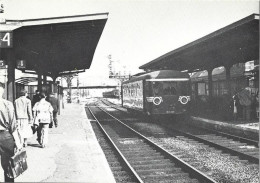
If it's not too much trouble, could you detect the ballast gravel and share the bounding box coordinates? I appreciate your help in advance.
[130,123,259,183]
[149,137,259,183]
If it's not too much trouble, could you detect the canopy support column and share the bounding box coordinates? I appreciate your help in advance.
[225,65,232,96]
[207,68,213,101]
[38,73,42,92]
[43,75,47,85]
[6,50,16,102]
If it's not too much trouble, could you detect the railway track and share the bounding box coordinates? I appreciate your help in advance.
[93,99,259,182]
[165,124,259,164]
[86,105,216,183]
[101,98,259,164]
[90,121,141,183]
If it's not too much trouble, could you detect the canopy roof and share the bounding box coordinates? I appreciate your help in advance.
[1,13,108,78]
[139,14,259,72]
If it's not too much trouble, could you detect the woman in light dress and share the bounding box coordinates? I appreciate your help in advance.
[14,90,33,147]
[33,92,53,148]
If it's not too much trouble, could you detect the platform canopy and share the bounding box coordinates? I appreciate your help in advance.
[1,13,108,79]
[139,14,259,72]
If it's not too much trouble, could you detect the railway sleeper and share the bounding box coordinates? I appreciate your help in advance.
[120,149,159,155]
[132,163,176,170]
[117,145,151,150]
[137,167,183,175]
[209,140,246,145]
[110,166,124,171]
[131,161,175,168]
[114,175,136,183]
[126,155,166,161]
[234,148,259,153]
[243,152,259,158]
[141,172,190,180]
[148,179,199,183]
[123,151,161,157]
[108,162,122,167]
[168,151,186,156]
[104,155,119,160]
[119,147,156,152]
[129,159,172,165]
[112,171,134,177]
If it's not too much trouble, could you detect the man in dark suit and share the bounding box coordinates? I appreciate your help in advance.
[47,92,59,127]
[32,90,41,107]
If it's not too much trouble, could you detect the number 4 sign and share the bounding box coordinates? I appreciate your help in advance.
[0,32,13,48]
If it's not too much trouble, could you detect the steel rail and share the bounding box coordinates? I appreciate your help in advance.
[98,106,217,183]
[86,106,144,183]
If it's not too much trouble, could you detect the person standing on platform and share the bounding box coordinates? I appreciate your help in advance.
[14,90,33,147]
[47,92,59,127]
[0,82,22,182]
[32,90,41,107]
[33,92,53,148]
[231,94,240,121]
[237,87,252,120]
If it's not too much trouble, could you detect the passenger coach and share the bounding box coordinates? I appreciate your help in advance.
[122,70,191,116]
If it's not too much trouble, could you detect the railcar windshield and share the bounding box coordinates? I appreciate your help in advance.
[151,81,189,96]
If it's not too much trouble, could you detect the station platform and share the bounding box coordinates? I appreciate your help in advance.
[0,103,116,183]
[190,116,259,141]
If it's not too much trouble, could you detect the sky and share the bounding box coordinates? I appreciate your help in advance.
[1,0,259,86]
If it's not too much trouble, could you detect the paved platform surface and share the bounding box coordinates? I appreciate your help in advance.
[190,116,259,140]
[0,103,116,183]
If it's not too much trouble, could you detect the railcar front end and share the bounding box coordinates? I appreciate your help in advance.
[122,70,191,116]
[144,78,190,115]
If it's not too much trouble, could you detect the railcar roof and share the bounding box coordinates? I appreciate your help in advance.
[123,70,189,84]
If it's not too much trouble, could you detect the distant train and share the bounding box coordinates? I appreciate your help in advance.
[103,89,120,98]
[122,70,191,116]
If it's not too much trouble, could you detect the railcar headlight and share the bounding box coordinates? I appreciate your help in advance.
[153,97,162,105]
[178,96,190,104]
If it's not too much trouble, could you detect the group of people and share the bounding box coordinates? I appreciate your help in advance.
[231,87,259,121]
[0,82,59,182]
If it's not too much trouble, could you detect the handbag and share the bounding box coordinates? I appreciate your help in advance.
[6,149,28,178]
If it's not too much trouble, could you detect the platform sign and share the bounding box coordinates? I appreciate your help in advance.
[16,60,26,69]
[0,32,13,48]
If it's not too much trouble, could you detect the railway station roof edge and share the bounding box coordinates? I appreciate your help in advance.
[5,13,109,26]
[139,13,259,72]
[0,12,109,79]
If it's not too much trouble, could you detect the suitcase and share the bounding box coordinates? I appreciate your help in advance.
[6,149,28,178]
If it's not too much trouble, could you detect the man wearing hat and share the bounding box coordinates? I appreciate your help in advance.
[0,82,22,182]
[47,92,59,127]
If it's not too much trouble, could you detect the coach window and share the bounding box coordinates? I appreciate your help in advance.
[198,82,207,95]
[163,82,177,95]
[153,82,160,95]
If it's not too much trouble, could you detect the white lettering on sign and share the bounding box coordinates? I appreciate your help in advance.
[2,32,10,46]
[0,32,12,48]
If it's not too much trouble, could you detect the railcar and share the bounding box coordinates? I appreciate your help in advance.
[122,70,191,116]
[102,89,120,98]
